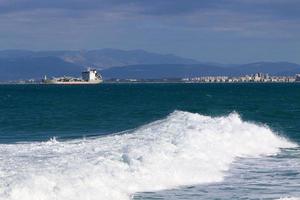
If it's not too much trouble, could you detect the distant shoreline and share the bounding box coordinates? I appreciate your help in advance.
[1,81,300,85]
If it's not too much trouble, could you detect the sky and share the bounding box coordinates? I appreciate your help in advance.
[0,0,300,63]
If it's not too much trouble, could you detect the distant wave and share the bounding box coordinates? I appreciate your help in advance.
[0,111,297,200]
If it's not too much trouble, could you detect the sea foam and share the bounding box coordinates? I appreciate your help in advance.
[0,111,297,200]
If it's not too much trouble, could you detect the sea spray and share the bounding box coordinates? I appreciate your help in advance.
[0,111,297,200]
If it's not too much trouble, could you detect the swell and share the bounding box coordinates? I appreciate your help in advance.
[0,111,297,200]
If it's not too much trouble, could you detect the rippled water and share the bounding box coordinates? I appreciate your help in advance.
[0,83,299,200]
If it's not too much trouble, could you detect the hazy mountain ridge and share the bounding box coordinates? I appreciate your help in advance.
[0,49,199,69]
[0,56,81,80]
[234,62,300,76]
[101,64,237,79]
[101,62,300,79]
[0,49,300,80]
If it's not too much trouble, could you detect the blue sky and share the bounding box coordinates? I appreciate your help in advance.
[0,0,300,63]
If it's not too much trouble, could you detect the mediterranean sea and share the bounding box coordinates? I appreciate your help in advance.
[0,83,299,200]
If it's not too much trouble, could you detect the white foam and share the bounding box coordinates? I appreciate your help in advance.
[0,111,297,200]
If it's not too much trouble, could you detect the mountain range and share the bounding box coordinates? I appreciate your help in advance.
[101,62,300,79]
[0,49,299,80]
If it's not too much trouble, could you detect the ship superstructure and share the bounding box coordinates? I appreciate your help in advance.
[296,74,300,82]
[43,68,103,84]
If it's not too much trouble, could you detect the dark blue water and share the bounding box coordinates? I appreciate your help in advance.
[0,83,300,143]
[0,83,299,200]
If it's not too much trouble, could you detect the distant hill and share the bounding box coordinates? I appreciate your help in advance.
[233,62,300,76]
[0,56,81,80]
[0,49,300,80]
[0,49,199,70]
[101,64,237,79]
[101,62,300,79]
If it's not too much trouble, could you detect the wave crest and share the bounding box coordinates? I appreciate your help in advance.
[0,111,297,200]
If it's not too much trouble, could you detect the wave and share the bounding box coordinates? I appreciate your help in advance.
[0,111,297,200]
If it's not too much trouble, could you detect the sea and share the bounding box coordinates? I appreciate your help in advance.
[0,83,299,200]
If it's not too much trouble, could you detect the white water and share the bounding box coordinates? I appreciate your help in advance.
[0,111,297,200]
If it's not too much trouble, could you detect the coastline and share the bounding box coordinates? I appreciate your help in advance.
[1,81,300,85]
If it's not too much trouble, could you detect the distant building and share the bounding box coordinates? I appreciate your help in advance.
[182,73,298,83]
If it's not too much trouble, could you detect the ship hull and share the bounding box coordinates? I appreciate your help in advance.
[43,80,103,85]
[43,68,103,84]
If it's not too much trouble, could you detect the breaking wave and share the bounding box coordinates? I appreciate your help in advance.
[0,111,297,200]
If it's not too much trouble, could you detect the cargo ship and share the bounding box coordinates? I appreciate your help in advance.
[43,68,103,84]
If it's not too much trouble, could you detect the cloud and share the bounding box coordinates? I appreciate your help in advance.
[0,0,300,63]
[1,0,299,38]
[1,0,299,23]
[1,0,300,18]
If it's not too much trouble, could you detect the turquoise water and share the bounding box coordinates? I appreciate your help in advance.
[1,83,300,143]
[0,83,299,199]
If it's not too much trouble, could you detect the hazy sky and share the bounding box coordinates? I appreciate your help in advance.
[1,0,300,63]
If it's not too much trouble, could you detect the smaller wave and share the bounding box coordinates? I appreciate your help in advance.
[47,136,59,144]
[0,111,297,200]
